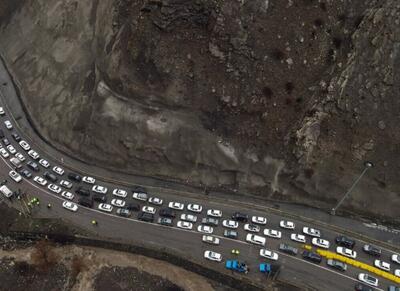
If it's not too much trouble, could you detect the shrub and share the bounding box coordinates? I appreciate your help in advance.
[30,240,58,273]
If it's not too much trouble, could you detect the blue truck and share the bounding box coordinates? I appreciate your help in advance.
[225,260,249,273]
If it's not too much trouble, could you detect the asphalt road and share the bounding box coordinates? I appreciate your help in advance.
[0,58,398,290]
[0,107,398,290]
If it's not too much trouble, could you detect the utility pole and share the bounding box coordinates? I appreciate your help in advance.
[330,161,373,216]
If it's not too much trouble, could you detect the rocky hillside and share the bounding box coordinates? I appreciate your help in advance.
[0,0,399,221]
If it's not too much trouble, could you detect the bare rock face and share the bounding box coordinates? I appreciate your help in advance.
[0,0,399,220]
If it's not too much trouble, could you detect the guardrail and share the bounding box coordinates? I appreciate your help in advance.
[4,230,298,291]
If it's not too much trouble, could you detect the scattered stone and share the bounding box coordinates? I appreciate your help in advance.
[378,120,386,130]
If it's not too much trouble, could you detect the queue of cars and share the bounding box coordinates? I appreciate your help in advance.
[0,109,399,290]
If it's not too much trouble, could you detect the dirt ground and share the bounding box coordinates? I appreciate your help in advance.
[0,244,223,291]
[0,203,236,291]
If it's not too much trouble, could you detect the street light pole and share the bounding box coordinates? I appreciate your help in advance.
[330,161,374,216]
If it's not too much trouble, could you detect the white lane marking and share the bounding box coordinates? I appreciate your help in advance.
[0,94,397,255]
[0,157,388,290]
[0,96,391,291]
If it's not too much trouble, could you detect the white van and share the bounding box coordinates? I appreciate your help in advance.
[10,157,22,169]
[0,185,13,198]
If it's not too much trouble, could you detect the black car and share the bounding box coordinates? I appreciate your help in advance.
[11,133,21,142]
[231,212,249,222]
[44,171,58,183]
[2,138,10,146]
[302,250,322,264]
[354,283,373,291]
[159,208,176,218]
[125,203,140,211]
[223,230,238,239]
[202,217,219,226]
[93,193,107,203]
[326,259,347,272]
[138,211,154,222]
[18,168,32,179]
[116,208,131,217]
[27,161,40,172]
[335,235,355,249]
[78,197,93,208]
[279,243,298,256]
[158,217,173,226]
[363,244,381,256]
[132,185,147,193]
[0,129,4,138]
[75,186,90,196]
[68,172,82,182]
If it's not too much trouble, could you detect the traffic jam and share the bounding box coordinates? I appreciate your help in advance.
[0,105,399,290]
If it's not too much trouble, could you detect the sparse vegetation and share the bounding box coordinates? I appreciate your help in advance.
[70,255,87,279]
[30,239,58,273]
[262,86,273,98]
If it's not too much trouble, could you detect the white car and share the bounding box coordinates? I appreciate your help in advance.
[33,176,47,186]
[111,199,125,208]
[251,216,267,225]
[303,227,321,238]
[280,220,295,229]
[19,140,31,151]
[202,235,220,245]
[0,107,4,115]
[59,180,73,189]
[358,273,378,287]
[98,203,113,212]
[52,166,64,175]
[48,183,62,194]
[61,191,74,200]
[0,148,9,158]
[28,149,40,160]
[222,219,239,229]
[168,201,184,210]
[198,225,213,234]
[142,206,156,214]
[92,185,108,194]
[112,188,128,198]
[204,250,222,262]
[246,233,266,246]
[374,260,390,272]
[290,233,306,243]
[259,249,279,261]
[207,209,222,217]
[311,238,330,249]
[177,220,193,230]
[132,192,148,201]
[15,152,25,162]
[148,197,163,205]
[4,120,12,129]
[180,213,197,223]
[82,176,96,184]
[244,224,260,233]
[264,229,282,239]
[187,203,203,213]
[62,201,78,212]
[395,269,400,277]
[336,246,357,259]
[39,158,50,168]
[6,145,16,154]
[392,254,400,264]
[9,170,22,183]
